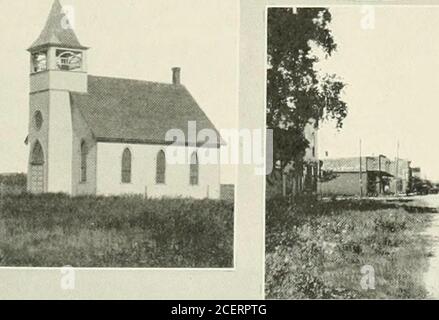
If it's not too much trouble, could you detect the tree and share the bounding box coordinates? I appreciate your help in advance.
[410,176,433,195]
[267,8,347,191]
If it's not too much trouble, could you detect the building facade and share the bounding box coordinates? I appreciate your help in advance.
[27,0,221,199]
[389,159,412,194]
[412,167,422,179]
[319,156,394,197]
[282,121,319,196]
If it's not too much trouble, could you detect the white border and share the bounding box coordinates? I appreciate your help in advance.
[0,0,263,300]
[263,1,439,299]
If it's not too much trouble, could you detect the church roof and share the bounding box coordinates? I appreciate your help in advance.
[70,76,221,148]
[28,0,87,51]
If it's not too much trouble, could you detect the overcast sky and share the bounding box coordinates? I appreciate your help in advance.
[318,6,439,181]
[0,0,238,183]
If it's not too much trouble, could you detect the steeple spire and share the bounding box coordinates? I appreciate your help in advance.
[28,0,87,52]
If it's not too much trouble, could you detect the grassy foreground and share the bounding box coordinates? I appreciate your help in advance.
[0,194,234,268]
[266,197,435,299]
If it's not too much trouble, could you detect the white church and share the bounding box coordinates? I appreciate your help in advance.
[27,0,222,199]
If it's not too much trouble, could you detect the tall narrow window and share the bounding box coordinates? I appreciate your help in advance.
[190,152,199,186]
[122,148,132,183]
[156,150,166,184]
[80,140,88,183]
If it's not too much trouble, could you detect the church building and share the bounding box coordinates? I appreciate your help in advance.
[27,0,222,199]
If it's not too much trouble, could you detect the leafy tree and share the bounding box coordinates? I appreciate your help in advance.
[267,8,347,187]
[410,176,433,195]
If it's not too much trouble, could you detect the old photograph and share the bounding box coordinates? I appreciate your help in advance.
[266,5,439,299]
[0,0,238,268]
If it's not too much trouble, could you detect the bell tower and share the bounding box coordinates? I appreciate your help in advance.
[27,0,89,194]
[28,0,89,93]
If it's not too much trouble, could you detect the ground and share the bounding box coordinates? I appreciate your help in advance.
[266,195,439,299]
[0,194,234,268]
[417,195,439,298]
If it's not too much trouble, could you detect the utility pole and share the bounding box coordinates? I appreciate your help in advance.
[395,141,400,196]
[378,154,382,195]
[359,139,363,198]
[282,161,287,197]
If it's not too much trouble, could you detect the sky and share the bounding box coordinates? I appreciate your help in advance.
[317,6,439,181]
[0,0,238,183]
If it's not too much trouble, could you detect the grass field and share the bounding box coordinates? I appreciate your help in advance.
[0,173,26,195]
[266,197,435,299]
[0,194,234,268]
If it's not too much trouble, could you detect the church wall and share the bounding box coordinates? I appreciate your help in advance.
[71,106,97,196]
[96,142,221,199]
[27,91,50,192]
[30,70,88,93]
[48,70,88,93]
[46,91,73,194]
[30,72,50,93]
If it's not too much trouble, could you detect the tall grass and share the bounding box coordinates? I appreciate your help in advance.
[0,173,27,195]
[266,197,434,299]
[0,194,234,268]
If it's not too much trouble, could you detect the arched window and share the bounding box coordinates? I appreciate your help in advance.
[30,140,45,194]
[156,150,166,184]
[121,148,132,183]
[80,140,87,183]
[31,140,44,165]
[190,152,199,186]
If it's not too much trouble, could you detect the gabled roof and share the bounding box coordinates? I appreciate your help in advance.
[28,0,88,51]
[70,76,221,148]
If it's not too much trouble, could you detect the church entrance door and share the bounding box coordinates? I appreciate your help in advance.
[30,141,45,193]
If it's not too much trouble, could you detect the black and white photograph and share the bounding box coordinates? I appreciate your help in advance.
[0,0,238,269]
[266,5,439,299]
[4,0,439,305]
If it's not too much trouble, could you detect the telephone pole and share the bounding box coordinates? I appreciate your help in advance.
[395,140,400,196]
[359,139,363,198]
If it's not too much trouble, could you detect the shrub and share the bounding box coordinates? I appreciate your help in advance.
[0,173,27,187]
[0,173,27,195]
[266,196,433,299]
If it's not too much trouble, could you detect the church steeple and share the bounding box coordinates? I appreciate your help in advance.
[28,0,87,52]
[28,0,89,92]
[27,0,89,195]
